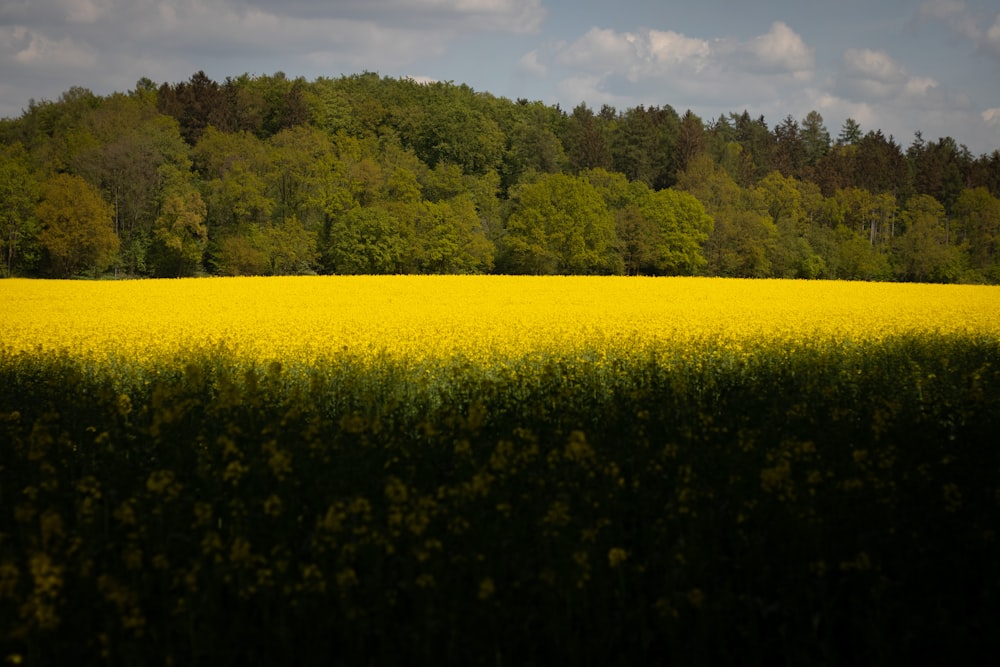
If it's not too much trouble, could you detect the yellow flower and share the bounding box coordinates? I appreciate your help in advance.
[0,561,20,599]
[563,430,595,464]
[39,510,64,550]
[299,564,326,594]
[542,500,571,529]
[760,460,791,494]
[336,568,358,589]
[384,476,409,504]
[114,499,137,526]
[263,494,283,517]
[75,476,102,519]
[687,588,705,609]
[3,276,998,367]
[27,553,63,630]
[200,532,223,558]
[146,470,181,500]
[263,440,292,480]
[122,544,143,571]
[478,577,495,600]
[192,502,214,529]
[229,537,253,566]
[840,552,873,572]
[943,483,963,512]
[223,460,249,486]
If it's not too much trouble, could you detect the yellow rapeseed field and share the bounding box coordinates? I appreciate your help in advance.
[3,275,1000,665]
[2,276,999,365]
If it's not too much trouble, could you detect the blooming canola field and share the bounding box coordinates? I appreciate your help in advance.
[3,275,1000,366]
[3,276,1000,665]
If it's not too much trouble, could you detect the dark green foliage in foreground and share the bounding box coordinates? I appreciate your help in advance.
[1,337,1000,665]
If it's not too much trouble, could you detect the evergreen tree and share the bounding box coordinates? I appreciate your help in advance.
[800,110,831,167]
[837,118,863,146]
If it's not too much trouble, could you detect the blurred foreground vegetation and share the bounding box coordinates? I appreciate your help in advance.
[2,335,999,664]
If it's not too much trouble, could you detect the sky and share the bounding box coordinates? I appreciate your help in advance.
[1,0,999,155]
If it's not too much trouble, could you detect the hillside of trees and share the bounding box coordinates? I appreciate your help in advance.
[2,71,999,282]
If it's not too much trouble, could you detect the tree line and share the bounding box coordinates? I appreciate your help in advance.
[2,71,999,282]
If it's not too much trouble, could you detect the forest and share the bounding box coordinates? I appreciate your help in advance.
[1,70,999,282]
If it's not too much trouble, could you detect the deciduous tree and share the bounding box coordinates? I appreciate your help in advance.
[753,171,820,277]
[677,153,775,277]
[257,215,319,275]
[193,128,273,231]
[895,194,962,282]
[37,173,119,277]
[636,188,713,275]
[952,187,1000,279]
[502,173,621,274]
[152,188,207,277]
[0,143,39,276]
[413,196,493,273]
[69,94,192,274]
[325,206,410,274]
[266,125,333,227]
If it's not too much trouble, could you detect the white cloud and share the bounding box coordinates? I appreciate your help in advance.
[555,75,618,108]
[0,0,492,89]
[740,21,815,76]
[517,49,546,77]
[0,0,493,118]
[920,0,1000,58]
[538,22,831,142]
[811,83,998,156]
[905,76,939,96]
[811,89,987,150]
[643,30,711,68]
[920,0,970,23]
[833,47,962,113]
[10,27,97,69]
[63,0,112,23]
[0,0,547,91]
[553,21,813,98]
[841,48,907,85]
[812,93,879,133]
[455,0,547,33]
[238,0,547,34]
[556,27,636,72]
[543,17,993,153]
[987,15,1000,54]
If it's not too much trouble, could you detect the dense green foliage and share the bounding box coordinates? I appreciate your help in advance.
[1,71,999,281]
[2,337,1000,664]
